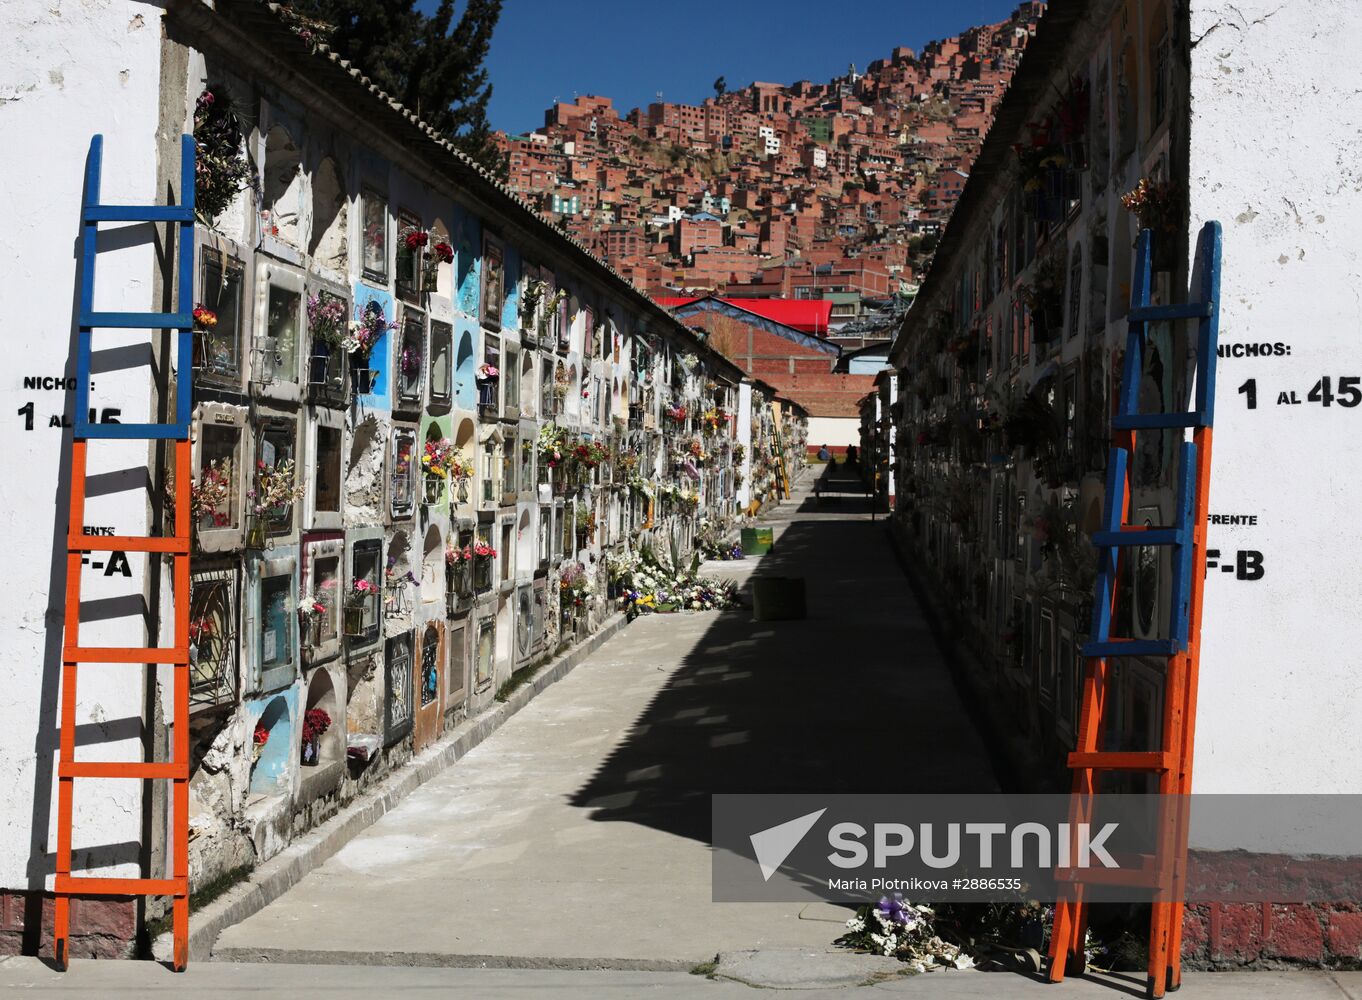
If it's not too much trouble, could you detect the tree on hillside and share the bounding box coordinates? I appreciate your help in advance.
[713,76,727,98]
[285,0,506,176]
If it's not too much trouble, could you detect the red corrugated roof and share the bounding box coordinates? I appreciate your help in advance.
[654,296,834,336]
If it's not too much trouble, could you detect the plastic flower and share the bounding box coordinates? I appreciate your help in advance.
[403,228,429,250]
[433,242,454,263]
[192,305,218,330]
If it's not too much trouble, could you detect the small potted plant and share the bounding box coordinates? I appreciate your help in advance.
[245,458,305,549]
[297,593,327,647]
[306,291,348,390]
[471,540,496,591]
[345,579,377,637]
[445,541,471,612]
[420,437,461,505]
[190,458,233,540]
[192,87,253,227]
[1121,178,1182,271]
[300,708,331,767]
[396,226,428,299]
[343,301,393,395]
[423,239,453,291]
[191,304,219,372]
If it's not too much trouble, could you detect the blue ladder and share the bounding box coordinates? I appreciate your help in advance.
[55,134,195,971]
[1048,221,1223,999]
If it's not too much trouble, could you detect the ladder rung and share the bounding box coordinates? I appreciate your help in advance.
[1082,638,1181,658]
[1111,411,1206,431]
[1092,528,1185,548]
[79,311,191,330]
[59,761,187,779]
[76,422,190,441]
[1067,751,1174,772]
[1129,302,1214,323]
[55,875,186,897]
[69,534,189,554]
[84,205,194,223]
[63,646,188,664]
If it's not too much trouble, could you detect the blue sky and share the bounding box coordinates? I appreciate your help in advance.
[417,0,1023,133]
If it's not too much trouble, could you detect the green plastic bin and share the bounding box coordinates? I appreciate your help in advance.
[741,526,774,555]
[751,576,806,621]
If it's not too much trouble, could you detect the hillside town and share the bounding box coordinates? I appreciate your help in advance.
[496,3,1043,319]
[4,0,1362,997]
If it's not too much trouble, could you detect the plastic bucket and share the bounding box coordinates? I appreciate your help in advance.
[741,526,774,555]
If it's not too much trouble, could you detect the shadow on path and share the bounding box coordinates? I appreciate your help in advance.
[571,482,999,844]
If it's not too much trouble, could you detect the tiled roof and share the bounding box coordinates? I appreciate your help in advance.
[653,296,834,335]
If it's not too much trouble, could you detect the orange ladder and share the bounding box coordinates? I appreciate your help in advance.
[1047,222,1222,998]
[54,133,195,970]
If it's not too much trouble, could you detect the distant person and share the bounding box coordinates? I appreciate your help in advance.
[817,444,831,463]
[846,445,858,468]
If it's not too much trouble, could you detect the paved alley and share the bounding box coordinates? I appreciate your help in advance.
[212,478,999,968]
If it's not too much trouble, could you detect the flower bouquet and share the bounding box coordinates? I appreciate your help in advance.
[193,88,253,225]
[344,301,393,393]
[191,459,233,533]
[246,458,306,547]
[297,593,327,645]
[344,579,377,636]
[1120,178,1182,270]
[252,720,269,765]
[300,708,331,767]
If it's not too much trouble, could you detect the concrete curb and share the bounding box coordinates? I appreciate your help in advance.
[206,947,697,972]
[157,611,631,964]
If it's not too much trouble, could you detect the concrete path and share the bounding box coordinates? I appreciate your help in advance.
[212,480,998,969]
[4,957,1361,998]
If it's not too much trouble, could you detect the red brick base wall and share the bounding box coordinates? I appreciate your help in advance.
[1183,903,1362,968]
[0,892,136,959]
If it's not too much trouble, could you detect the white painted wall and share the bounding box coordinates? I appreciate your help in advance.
[736,383,753,506]
[1189,0,1362,797]
[0,0,167,886]
[808,415,859,451]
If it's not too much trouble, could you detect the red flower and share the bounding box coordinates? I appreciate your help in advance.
[404,229,429,250]
[301,708,332,742]
[253,721,270,747]
[433,242,454,263]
